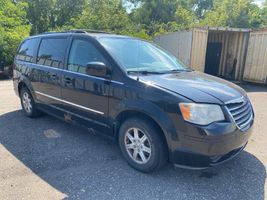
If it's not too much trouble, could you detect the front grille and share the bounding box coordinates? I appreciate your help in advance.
[226,96,253,130]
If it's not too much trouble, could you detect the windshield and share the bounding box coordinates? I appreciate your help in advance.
[99,37,189,74]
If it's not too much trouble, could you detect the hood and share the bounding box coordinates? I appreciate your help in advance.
[137,71,246,104]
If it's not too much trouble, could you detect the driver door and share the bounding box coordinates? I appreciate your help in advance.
[61,36,110,133]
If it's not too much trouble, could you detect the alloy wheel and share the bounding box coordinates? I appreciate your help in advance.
[22,91,32,113]
[124,128,152,164]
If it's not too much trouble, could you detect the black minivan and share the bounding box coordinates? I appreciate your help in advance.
[13,30,254,172]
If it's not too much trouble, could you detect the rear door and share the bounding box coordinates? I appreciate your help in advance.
[33,36,69,107]
[61,36,110,133]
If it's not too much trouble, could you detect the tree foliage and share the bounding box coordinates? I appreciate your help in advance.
[9,0,267,37]
[190,0,213,19]
[200,0,263,28]
[0,0,267,64]
[75,0,130,32]
[21,0,85,34]
[263,0,267,26]
[0,0,30,64]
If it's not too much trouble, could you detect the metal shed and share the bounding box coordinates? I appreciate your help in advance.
[243,29,267,84]
[153,31,193,66]
[154,27,251,81]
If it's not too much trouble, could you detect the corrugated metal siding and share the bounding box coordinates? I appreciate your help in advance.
[190,28,208,72]
[208,31,250,81]
[243,30,267,84]
[208,32,228,76]
[153,31,193,66]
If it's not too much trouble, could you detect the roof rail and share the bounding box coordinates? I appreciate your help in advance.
[68,29,112,34]
[39,29,113,36]
[40,31,69,35]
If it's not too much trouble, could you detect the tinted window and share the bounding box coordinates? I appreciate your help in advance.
[68,39,106,74]
[37,38,67,68]
[17,38,38,63]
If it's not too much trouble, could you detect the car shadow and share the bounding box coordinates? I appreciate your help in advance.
[0,110,265,199]
[238,82,267,93]
[0,77,11,81]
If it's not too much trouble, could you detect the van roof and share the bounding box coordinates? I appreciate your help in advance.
[28,29,133,39]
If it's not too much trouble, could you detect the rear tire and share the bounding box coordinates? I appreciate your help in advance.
[20,87,42,118]
[119,118,168,173]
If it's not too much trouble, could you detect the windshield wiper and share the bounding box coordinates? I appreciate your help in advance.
[165,69,192,73]
[127,70,164,75]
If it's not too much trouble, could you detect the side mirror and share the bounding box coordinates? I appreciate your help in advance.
[86,62,111,78]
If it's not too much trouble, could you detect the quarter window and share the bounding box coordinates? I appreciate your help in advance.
[68,39,106,74]
[37,38,67,68]
[17,38,38,63]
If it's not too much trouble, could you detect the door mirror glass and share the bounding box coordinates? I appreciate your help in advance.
[86,62,110,78]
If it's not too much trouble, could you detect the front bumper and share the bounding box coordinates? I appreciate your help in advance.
[170,121,253,169]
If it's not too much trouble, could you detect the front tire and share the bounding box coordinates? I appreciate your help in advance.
[20,87,42,118]
[119,118,168,173]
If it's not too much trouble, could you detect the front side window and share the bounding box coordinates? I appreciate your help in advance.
[17,38,38,63]
[67,39,106,74]
[99,37,188,73]
[37,38,67,68]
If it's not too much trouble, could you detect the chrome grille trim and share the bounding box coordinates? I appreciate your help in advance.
[231,102,250,116]
[225,96,253,130]
[239,114,253,129]
[234,106,252,121]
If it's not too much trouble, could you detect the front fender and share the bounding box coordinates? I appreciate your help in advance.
[111,99,179,147]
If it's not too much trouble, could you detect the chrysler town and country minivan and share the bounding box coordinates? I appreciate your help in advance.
[13,30,254,172]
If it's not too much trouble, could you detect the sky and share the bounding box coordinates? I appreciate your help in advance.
[124,0,265,13]
[254,0,265,7]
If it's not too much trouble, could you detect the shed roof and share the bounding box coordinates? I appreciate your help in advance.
[198,26,251,32]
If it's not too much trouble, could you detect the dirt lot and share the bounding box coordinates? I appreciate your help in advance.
[0,80,267,200]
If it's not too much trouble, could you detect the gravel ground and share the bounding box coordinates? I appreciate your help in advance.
[0,80,266,200]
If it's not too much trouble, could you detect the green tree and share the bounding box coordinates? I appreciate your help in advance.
[175,3,197,29]
[262,0,267,26]
[21,0,85,34]
[54,0,85,28]
[190,0,213,19]
[153,5,197,36]
[72,0,151,39]
[129,0,179,35]
[201,0,263,28]
[128,0,213,36]
[24,0,53,34]
[0,0,30,64]
[75,0,130,32]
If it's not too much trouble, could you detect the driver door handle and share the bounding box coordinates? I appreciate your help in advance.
[63,77,73,84]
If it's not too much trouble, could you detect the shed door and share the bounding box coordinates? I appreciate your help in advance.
[190,28,208,72]
[205,42,222,76]
[243,30,267,84]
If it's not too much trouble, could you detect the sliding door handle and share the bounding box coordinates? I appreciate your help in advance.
[50,74,57,80]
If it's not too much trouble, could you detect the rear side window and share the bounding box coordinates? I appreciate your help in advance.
[68,39,106,74]
[16,38,38,63]
[37,38,67,68]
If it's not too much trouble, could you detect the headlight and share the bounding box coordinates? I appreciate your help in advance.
[179,103,225,125]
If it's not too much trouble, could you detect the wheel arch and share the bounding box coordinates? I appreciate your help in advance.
[114,109,175,152]
[17,76,35,97]
[18,81,27,95]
